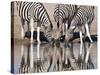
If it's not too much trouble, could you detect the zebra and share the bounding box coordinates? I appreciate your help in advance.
[53,4,77,39]
[15,1,53,43]
[65,6,95,64]
[33,58,53,72]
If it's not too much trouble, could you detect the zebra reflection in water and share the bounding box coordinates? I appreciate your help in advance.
[18,38,95,73]
[76,42,95,69]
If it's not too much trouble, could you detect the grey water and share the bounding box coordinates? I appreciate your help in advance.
[13,41,97,74]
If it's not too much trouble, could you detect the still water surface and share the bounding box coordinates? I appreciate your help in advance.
[13,40,97,74]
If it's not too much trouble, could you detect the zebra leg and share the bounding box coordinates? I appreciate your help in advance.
[37,26,41,43]
[85,23,93,43]
[30,18,34,68]
[21,28,24,40]
[65,23,68,42]
[65,47,69,65]
[77,30,83,68]
[27,21,30,32]
[30,18,34,42]
[85,43,93,63]
[59,21,64,36]
[79,30,83,56]
[65,23,68,34]
[37,42,40,60]
[85,48,90,64]
[62,46,65,62]
[65,23,68,32]
[20,41,24,73]
[30,42,34,68]
[21,43,24,57]
[62,23,65,35]
[21,19,25,40]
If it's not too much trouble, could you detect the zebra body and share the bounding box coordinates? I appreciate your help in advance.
[16,1,53,42]
[54,4,77,36]
[70,6,94,30]
[68,6,94,42]
[67,6,95,63]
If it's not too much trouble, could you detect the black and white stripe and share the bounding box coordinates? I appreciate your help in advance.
[16,1,53,42]
[38,60,51,72]
[67,6,95,64]
[16,1,53,29]
[53,4,77,35]
[68,6,95,42]
[32,2,53,29]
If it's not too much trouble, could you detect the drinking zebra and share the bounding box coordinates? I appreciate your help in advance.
[53,4,77,38]
[65,6,95,63]
[16,1,53,43]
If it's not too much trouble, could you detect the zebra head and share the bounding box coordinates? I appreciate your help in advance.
[46,28,61,46]
[65,20,76,43]
[53,15,59,28]
[65,30,73,43]
[54,29,62,39]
